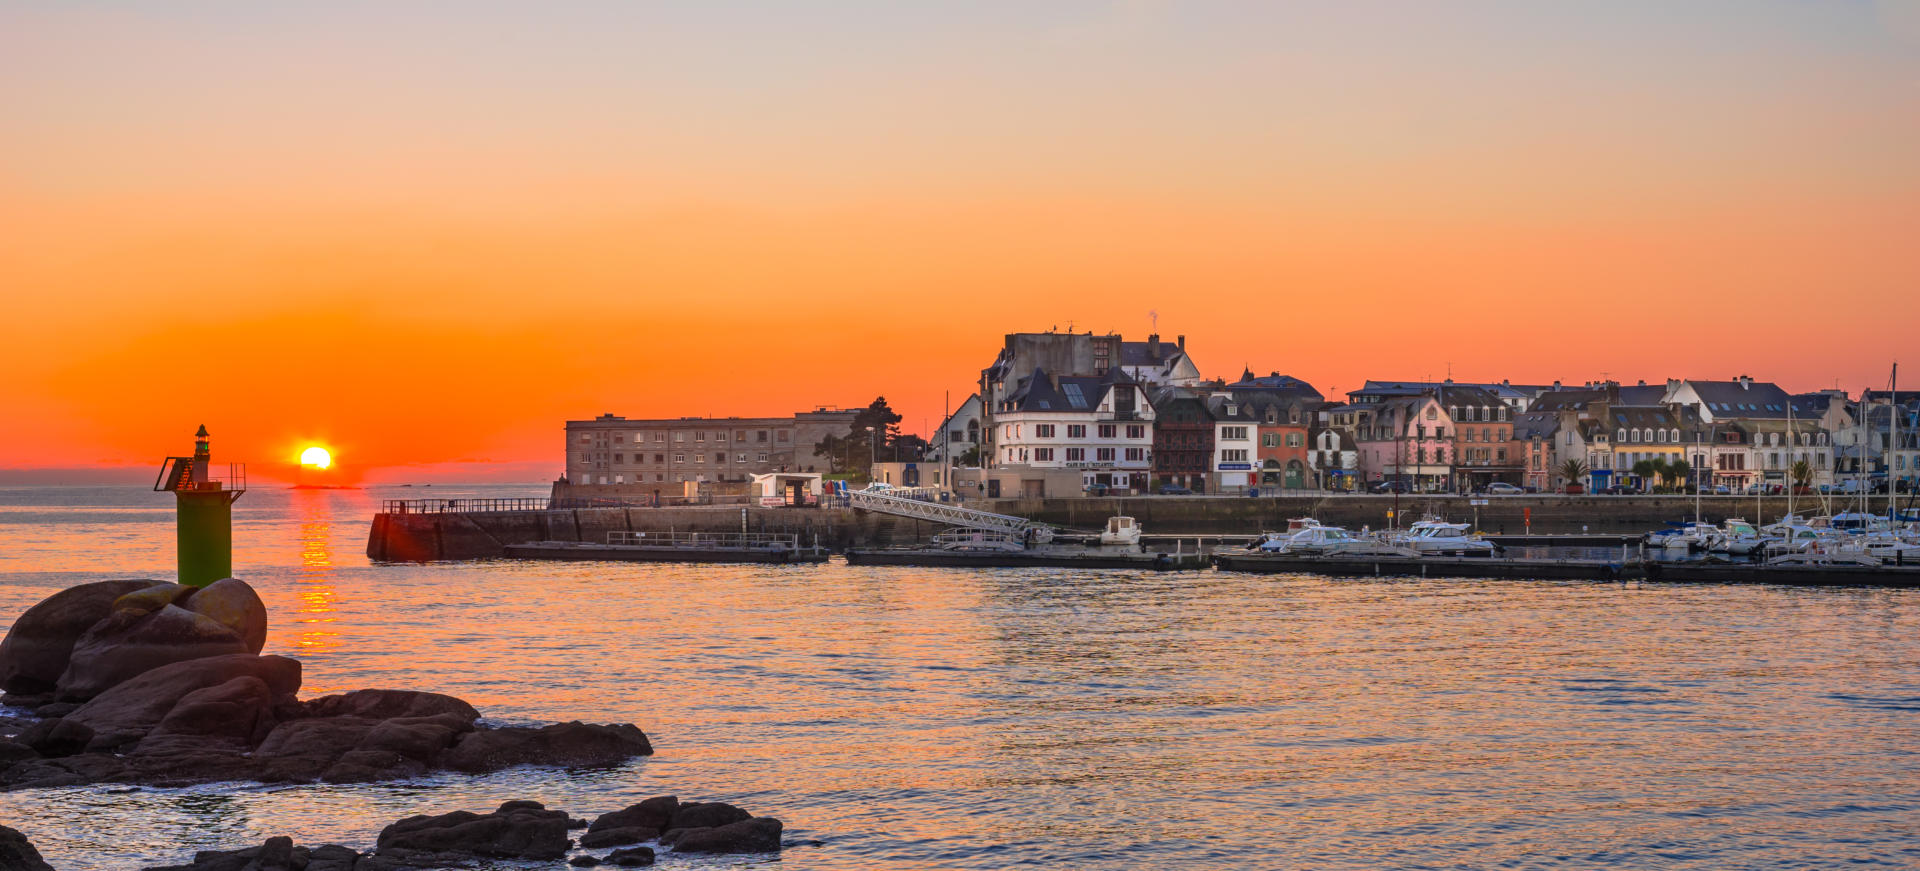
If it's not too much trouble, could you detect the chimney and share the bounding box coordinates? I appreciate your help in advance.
[1148,333,1160,358]
[1177,334,1186,351]
[1552,380,1562,389]
[1739,375,1752,390]
[1638,380,1647,387]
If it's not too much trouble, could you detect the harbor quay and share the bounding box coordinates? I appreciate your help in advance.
[367,493,1836,561]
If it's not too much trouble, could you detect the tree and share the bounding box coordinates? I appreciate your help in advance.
[1632,459,1656,491]
[1558,459,1589,491]
[958,445,981,467]
[1790,458,1814,492]
[1647,458,1671,492]
[1667,459,1692,491]
[815,396,907,479]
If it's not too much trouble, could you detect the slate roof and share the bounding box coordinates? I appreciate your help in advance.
[1684,380,1794,419]
[1513,412,1560,440]
[1531,389,1610,413]
[1229,371,1324,399]
[1003,368,1111,413]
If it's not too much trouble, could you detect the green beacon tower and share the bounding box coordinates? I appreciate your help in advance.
[155,425,247,588]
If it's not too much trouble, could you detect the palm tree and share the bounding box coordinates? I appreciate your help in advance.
[1790,458,1813,492]
[1558,458,1589,492]
[1648,458,1671,493]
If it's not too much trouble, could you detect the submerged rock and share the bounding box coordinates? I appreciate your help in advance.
[138,797,785,869]
[665,817,784,854]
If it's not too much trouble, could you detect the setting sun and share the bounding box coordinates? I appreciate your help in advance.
[299,446,333,469]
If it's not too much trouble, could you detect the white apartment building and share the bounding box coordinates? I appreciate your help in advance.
[993,368,1156,492]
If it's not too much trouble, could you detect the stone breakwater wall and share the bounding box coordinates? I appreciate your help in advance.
[366,507,939,562]
[365,496,1836,562]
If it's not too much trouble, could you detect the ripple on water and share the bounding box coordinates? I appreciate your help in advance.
[2,486,1920,869]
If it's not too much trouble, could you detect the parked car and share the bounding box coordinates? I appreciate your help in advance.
[1156,484,1193,495]
[1712,484,1732,495]
[1370,481,1411,494]
[1596,486,1634,495]
[1482,483,1524,495]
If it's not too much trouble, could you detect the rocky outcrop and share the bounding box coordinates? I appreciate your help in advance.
[375,800,571,862]
[1,581,652,791]
[139,798,786,869]
[0,579,156,694]
[0,825,54,871]
[0,578,268,703]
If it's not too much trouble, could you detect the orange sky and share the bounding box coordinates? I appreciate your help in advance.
[3,2,1917,481]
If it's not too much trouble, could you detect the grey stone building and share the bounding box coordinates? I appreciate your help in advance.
[566,408,859,487]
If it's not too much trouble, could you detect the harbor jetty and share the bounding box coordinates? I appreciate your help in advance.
[366,494,1835,561]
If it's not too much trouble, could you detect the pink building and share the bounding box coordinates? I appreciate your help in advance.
[1354,394,1455,491]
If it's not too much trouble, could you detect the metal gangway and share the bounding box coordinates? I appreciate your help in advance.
[844,487,1055,544]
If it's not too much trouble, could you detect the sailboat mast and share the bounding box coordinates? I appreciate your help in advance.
[1890,363,1899,522]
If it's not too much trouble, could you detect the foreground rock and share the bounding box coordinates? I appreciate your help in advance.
[142,798,785,869]
[0,825,54,871]
[0,580,651,791]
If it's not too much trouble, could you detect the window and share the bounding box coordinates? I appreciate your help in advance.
[1066,448,1085,461]
[715,453,726,464]
[1034,448,1054,461]
[1222,449,1249,462]
[1286,433,1304,447]
[758,430,769,443]
[614,453,624,463]
[778,430,789,442]
[674,432,685,443]
[1223,426,1249,440]
[1097,447,1115,462]
[696,432,705,442]
[694,453,705,463]
[1126,447,1145,462]
[1067,425,1087,438]
[1466,428,1478,443]
[715,431,726,442]
[613,435,623,444]
[655,473,665,482]
[579,435,590,443]
[757,452,768,462]
[1618,429,1628,442]
[1127,425,1145,439]
[737,454,747,463]
[673,453,684,463]
[1036,424,1056,438]
[1098,424,1116,439]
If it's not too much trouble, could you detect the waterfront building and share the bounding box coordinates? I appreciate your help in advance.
[977,330,1199,481]
[990,367,1156,494]
[1354,393,1454,491]
[1438,384,1521,491]
[1662,377,1830,491]
[1229,370,1323,491]
[928,394,984,467]
[1307,425,1359,491]
[1512,411,1558,492]
[565,408,859,489]
[1149,385,1215,492]
[1208,392,1260,494]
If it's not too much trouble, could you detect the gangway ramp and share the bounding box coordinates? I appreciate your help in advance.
[844,488,1055,544]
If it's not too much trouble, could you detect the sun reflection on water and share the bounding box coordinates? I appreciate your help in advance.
[290,490,340,656]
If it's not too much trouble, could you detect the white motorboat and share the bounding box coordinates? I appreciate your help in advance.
[1712,518,1777,556]
[1647,522,1719,550]
[1392,520,1499,556]
[1098,515,1142,547]
[1260,524,1359,554]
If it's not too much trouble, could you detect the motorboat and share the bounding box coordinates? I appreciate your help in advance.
[1259,524,1359,554]
[1712,518,1777,556]
[1247,518,1326,550]
[1646,522,1719,550]
[1391,520,1500,556]
[1098,515,1142,547]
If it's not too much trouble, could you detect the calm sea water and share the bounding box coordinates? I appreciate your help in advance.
[3,484,1919,870]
